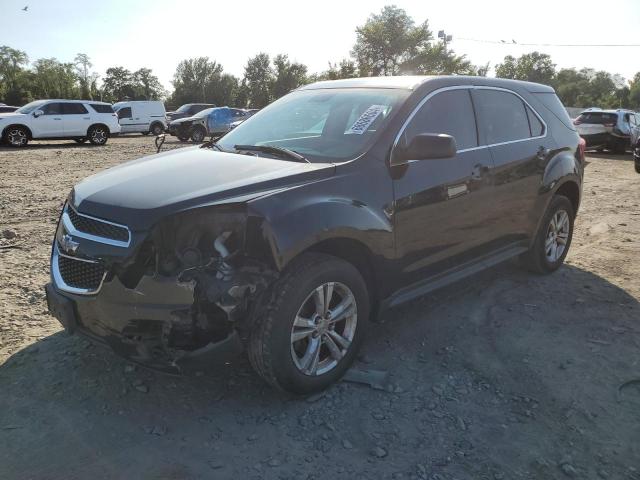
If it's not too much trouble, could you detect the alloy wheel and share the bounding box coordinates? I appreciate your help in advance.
[545,209,570,262]
[290,281,358,376]
[91,128,107,144]
[7,128,27,146]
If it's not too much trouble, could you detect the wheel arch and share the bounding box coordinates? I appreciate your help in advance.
[2,123,33,140]
[554,180,580,214]
[86,123,110,135]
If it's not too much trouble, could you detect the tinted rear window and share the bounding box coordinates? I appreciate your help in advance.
[91,104,114,113]
[576,112,618,125]
[473,89,531,144]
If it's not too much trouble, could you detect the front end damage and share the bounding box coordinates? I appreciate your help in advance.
[47,203,276,372]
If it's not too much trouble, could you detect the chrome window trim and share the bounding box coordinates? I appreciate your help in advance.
[51,243,107,296]
[391,84,548,162]
[62,203,131,247]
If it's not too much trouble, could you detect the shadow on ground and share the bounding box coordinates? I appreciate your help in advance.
[1,263,639,479]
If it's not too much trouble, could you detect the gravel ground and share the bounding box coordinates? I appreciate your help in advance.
[0,136,639,480]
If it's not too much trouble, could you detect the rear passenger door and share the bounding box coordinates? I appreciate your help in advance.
[62,103,90,136]
[393,87,496,286]
[472,87,555,243]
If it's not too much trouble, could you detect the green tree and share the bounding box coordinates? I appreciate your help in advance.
[401,41,478,75]
[74,53,93,99]
[312,59,358,81]
[171,57,223,104]
[351,5,431,76]
[495,51,556,85]
[272,54,308,98]
[241,53,274,108]
[101,66,135,102]
[133,67,166,99]
[0,46,29,104]
[31,58,80,99]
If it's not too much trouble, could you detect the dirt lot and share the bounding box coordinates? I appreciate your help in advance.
[0,136,639,480]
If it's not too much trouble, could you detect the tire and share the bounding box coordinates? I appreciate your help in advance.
[635,161,640,174]
[190,126,206,143]
[248,253,369,394]
[177,134,190,142]
[141,131,150,136]
[520,195,575,274]
[74,138,87,144]
[150,123,164,136]
[87,125,109,145]
[4,126,29,147]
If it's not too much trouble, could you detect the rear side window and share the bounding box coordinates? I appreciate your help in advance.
[117,107,132,119]
[62,103,88,115]
[527,107,545,136]
[90,104,114,114]
[473,89,530,144]
[405,89,478,150]
[575,112,617,125]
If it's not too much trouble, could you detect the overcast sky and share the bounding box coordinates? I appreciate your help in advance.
[2,0,639,90]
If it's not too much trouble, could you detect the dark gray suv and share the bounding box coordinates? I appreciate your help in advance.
[46,76,583,393]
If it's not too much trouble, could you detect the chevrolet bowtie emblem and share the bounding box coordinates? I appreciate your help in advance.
[60,234,79,254]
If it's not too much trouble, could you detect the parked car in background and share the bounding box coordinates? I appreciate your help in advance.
[574,108,633,153]
[168,107,255,142]
[166,103,216,123]
[45,76,583,393]
[0,104,19,113]
[0,99,120,147]
[630,111,640,173]
[112,101,166,135]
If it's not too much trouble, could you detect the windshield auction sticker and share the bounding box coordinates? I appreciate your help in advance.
[345,105,386,135]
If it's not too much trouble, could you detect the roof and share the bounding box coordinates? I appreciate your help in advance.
[35,99,111,104]
[300,75,555,94]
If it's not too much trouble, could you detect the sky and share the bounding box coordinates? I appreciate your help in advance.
[2,0,639,91]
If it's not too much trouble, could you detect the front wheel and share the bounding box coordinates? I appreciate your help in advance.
[5,126,29,147]
[520,195,575,274]
[74,138,87,144]
[248,253,369,394]
[87,125,109,145]
[150,123,164,136]
[190,126,206,143]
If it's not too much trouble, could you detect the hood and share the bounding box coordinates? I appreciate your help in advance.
[0,112,22,119]
[170,116,196,126]
[73,147,335,230]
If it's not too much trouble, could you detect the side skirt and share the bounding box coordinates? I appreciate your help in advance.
[381,243,528,310]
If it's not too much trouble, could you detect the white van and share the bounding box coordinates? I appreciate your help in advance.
[113,101,167,135]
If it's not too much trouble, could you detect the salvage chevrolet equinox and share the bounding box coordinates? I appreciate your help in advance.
[45,76,584,393]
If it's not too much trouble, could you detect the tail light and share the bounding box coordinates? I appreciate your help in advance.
[578,137,586,163]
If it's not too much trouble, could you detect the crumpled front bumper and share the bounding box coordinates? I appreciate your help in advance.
[45,272,244,373]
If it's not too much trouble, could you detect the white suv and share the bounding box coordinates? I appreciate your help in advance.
[0,99,121,147]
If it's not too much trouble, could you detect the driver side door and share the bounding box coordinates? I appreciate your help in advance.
[34,102,65,137]
[392,87,496,287]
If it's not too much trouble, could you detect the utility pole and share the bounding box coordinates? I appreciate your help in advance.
[438,30,453,53]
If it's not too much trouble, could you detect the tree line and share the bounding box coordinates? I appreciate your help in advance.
[1,5,639,110]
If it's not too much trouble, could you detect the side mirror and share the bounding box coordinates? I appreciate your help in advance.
[392,133,457,164]
[33,110,44,118]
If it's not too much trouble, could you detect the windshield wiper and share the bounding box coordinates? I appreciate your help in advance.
[234,144,310,163]
[200,140,225,151]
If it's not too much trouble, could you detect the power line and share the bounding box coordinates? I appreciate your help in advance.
[456,37,640,47]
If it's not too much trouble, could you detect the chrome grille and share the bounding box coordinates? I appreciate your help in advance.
[52,245,106,294]
[62,204,130,247]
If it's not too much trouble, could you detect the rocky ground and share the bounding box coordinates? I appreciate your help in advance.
[0,136,639,480]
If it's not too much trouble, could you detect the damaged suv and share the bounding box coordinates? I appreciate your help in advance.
[45,76,583,393]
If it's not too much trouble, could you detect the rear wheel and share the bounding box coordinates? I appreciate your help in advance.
[520,195,574,274]
[248,253,369,394]
[150,123,164,136]
[177,134,190,142]
[5,126,29,147]
[190,126,206,143]
[87,125,109,145]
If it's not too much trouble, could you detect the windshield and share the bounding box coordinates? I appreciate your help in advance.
[217,88,409,162]
[176,104,192,113]
[194,108,214,118]
[16,100,46,114]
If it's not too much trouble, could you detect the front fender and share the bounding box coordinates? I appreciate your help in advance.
[246,192,394,271]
